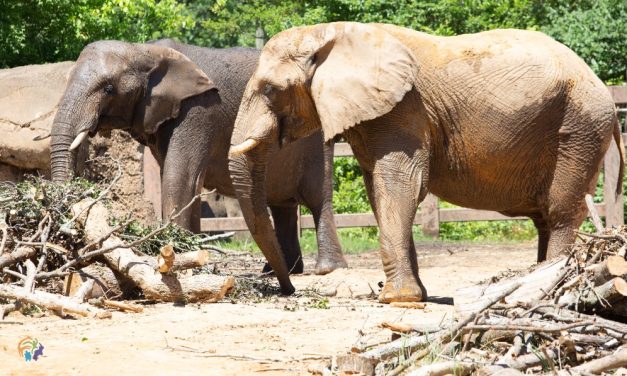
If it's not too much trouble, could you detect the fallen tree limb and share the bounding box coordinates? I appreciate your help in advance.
[0,283,111,319]
[74,201,234,303]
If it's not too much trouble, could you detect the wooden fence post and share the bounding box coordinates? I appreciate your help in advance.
[604,141,624,227]
[142,147,162,221]
[255,26,266,49]
[420,194,440,238]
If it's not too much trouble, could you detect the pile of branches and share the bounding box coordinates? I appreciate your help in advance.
[0,175,235,320]
[336,211,627,375]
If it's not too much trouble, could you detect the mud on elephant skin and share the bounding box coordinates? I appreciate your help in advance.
[230,22,624,303]
[49,39,347,286]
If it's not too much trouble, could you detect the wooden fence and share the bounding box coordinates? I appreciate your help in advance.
[143,86,627,237]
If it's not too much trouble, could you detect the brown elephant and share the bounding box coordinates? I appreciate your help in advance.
[49,39,347,279]
[229,22,624,301]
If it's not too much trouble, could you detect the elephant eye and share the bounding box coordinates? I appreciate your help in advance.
[104,84,115,95]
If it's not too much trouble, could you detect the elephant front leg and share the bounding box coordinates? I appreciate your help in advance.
[367,159,428,303]
[160,143,209,233]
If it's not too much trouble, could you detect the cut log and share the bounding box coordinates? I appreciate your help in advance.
[558,277,627,310]
[407,361,475,376]
[454,258,566,318]
[73,201,234,303]
[157,244,175,273]
[586,255,627,285]
[153,249,210,272]
[0,283,111,319]
[0,247,37,269]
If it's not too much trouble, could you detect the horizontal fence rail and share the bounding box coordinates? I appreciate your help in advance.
[143,86,627,236]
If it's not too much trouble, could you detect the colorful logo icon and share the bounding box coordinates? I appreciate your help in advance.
[17,336,44,362]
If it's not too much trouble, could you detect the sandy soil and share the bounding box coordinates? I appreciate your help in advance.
[0,241,537,375]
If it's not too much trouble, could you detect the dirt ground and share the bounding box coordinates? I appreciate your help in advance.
[0,241,537,375]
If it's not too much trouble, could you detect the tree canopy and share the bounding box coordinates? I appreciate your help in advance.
[2,0,625,82]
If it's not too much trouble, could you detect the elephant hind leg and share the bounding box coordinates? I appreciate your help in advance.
[261,205,304,274]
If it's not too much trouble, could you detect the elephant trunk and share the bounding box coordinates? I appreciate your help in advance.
[50,115,78,182]
[50,86,97,182]
[229,98,294,294]
[229,151,294,295]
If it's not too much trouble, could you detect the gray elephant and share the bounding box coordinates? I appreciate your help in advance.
[229,22,624,301]
[50,39,347,277]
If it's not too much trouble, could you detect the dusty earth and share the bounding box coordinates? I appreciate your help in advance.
[0,241,537,375]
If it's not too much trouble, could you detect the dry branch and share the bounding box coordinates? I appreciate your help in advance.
[342,227,627,375]
[0,283,110,319]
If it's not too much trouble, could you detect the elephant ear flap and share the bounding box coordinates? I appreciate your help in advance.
[137,45,216,134]
[311,24,418,142]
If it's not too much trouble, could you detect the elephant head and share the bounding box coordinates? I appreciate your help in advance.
[228,22,418,294]
[51,40,216,182]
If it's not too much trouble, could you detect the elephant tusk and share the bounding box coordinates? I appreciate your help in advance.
[68,131,88,151]
[228,138,260,158]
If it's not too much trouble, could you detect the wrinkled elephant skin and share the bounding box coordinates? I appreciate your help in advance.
[50,39,347,294]
[229,22,623,303]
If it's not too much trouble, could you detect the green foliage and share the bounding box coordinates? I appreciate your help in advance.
[333,157,371,214]
[4,1,624,82]
[0,0,193,68]
[119,220,216,255]
[0,176,100,229]
[439,219,537,242]
[299,228,379,254]
[541,0,627,85]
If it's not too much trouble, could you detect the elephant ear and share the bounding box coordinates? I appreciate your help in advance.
[136,45,216,134]
[311,23,418,141]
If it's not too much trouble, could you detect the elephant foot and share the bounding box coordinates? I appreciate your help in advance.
[314,254,348,275]
[378,275,427,303]
[262,258,304,275]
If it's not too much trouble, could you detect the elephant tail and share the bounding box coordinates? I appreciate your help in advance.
[612,117,625,197]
